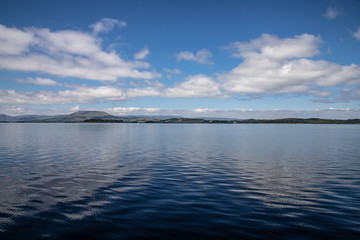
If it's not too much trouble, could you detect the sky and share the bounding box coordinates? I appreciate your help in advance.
[0,0,360,119]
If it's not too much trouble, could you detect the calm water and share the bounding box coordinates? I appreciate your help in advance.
[0,123,359,239]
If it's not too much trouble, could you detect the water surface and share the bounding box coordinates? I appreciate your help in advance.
[0,123,359,239]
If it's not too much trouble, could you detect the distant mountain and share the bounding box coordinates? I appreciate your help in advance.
[0,111,173,123]
[38,111,172,123]
[40,111,116,122]
[0,114,52,122]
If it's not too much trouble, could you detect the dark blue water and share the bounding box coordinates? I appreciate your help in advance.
[0,123,359,239]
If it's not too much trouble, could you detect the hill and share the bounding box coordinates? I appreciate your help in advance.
[39,111,115,122]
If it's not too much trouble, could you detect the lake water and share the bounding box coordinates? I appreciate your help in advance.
[0,123,359,239]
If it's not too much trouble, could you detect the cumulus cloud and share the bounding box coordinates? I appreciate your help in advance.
[164,74,224,98]
[220,34,360,95]
[323,6,341,20]
[134,46,150,60]
[0,23,160,81]
[175,49,213,64]
[352,27,360,41]
[15,77,60,86]
[90,18,127,35]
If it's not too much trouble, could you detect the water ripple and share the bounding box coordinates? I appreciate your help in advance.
[0,123,359,239]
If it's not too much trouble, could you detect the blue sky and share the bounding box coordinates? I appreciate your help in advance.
[1,0,360,118]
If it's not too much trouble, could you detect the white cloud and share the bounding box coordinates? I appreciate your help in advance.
[107,107,160,115]
[323,6,341,20]
[164,74,224,98]
[36,28,101,56]
[175,49,213,64]
[70,105,80,111]
[220,34,360,95]
[0,23,160,81]
[15,77,60,86]
[328,107,351,111]
[0,24,34,55]
[134,46,150,60]
[90,18,127,35]
[225,33,321,60]
[352,27,360,41]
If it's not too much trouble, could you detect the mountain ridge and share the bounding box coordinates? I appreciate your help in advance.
[0,111,184,123]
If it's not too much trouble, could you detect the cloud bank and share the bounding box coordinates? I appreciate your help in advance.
[1,33,360,105]
[1,19,360,116]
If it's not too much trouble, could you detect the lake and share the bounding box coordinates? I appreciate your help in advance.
[0,123,359,239]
